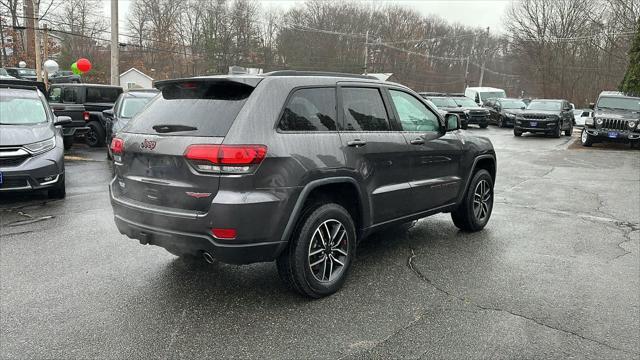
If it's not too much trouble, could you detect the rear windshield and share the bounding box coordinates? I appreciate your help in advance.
[86,87,121,103]
[124,81,253,137]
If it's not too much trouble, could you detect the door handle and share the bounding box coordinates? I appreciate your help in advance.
[410,138,425,145]
[347,139,367,147]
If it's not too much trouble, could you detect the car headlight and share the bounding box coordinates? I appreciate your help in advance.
[546,115,559,120]
[596,118,603,125]
[24,137,56,155]
[506,113,516,118]
[628,121,637,129]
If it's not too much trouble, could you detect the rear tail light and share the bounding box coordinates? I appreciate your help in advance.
[184,144,267,174]
[83,111,90,121]
[110,137,124,155]
[211,228,237,240]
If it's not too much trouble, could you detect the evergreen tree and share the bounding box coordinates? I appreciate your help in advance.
[620,24,640,95]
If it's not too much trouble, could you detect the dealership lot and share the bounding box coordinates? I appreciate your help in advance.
[1,127,638,359]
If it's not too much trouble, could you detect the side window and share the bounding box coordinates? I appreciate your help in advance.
[49,87,62,102]
[341,87,390,131]
[389,90,439,132]
[62,88,77,103]
[278,88,337,131]
[86,87,121,103]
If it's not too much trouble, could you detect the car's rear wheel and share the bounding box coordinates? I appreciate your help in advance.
[514,128,523,137]
[48,174,66,199]
[277,203,356,298]
[86,121,105,147]
[480,123,488,129]
[451,169,493,232]
[581,128,593,147]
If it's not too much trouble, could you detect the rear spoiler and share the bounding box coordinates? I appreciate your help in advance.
[0,79,48,98]
[154,76,263,90]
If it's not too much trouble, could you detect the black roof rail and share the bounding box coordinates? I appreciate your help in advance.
[419,91,448,97]
[0,79,47,95]
[263,70,379,80]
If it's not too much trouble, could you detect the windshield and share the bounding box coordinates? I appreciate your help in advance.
[429,97,458,108]
[597,96,640,111]
[0,90,48,125]
[18,69,36,76]
[527,101,562,111]
[502,100,526,109]
[481,91,506,100]
[0,68,8,76]
[119,96,155,118]
[453,97,477,107]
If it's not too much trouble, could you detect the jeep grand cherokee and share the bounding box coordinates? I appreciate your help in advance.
[109,71,497,298]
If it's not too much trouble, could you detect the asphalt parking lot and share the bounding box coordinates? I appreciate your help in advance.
[1,127,638,359]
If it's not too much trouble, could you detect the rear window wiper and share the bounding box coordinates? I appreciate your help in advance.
[152,124,198,133]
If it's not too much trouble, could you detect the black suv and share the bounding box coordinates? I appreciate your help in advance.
[449,95,490,129]
[419,93,469,129]
[109,72,497,298]
[581,91,640,147]
[485,98,527,128]
[514,99,574,137]
[48,84,123,149]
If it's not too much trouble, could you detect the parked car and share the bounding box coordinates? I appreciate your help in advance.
[4,67,37,81]
[109,71,497,298]
[464,87,507,105]
[0,79,71,198]
[514,99,574,137]
[572,109,593,127]
[48,83,123,149]
[0,68,16,79]
[49,70,82,84]
[581,91,640,148]
[419,93,469,129]
[485,98,527,128]
[103,89,159,159]
[449,95,490,128]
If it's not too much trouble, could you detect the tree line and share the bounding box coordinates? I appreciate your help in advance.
[1,0,638,104]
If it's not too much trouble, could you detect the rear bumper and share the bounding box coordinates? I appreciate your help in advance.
[584,128,640,142]
[62,126,90,137]
[109,179,294,264]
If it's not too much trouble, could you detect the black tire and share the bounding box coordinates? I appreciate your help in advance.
[552,124,561,138]
[462,123,469,130]
[48,174,66,199]
[480,123,488,129]
[580,129,593,147]
[514,128,523,137]
[497,117,504,128]
[277,202,356,298]
[63,136,73,150]
[564,125,572,136]
[451,169,493,232]
[86,121,105,147]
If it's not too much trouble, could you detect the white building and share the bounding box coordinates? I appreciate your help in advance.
[119,68,153,89]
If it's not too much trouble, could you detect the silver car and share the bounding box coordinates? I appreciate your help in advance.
[0,81,71,198]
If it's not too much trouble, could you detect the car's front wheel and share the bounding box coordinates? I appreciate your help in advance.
[497,117,504,128]
[514,128,523,137]
[48,174,66,199]
[552,123,562,138]
[451,169,493,232]
[581,128,593,147]
[277,202,356,298]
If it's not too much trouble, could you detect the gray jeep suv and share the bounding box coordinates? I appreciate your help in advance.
[109,71,497,298]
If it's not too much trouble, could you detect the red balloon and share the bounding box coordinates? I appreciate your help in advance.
[77,58,91,72]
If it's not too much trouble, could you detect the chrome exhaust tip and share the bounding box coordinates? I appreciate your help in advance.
[202,252,215,264]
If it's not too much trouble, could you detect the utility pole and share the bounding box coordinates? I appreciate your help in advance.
[363,30,369,75]
[464,34,476,91]
[33,0,41,81]
[43,23,48,88]
[110,0,119,86]
[478,26,490,87]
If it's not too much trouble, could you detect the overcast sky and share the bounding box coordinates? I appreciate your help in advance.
[104,0,513,33]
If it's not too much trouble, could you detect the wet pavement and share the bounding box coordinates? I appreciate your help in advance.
[1,127,639,359]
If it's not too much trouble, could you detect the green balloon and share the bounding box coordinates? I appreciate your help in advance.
[71,62,82,75]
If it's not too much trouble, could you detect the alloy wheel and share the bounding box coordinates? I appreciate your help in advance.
[581,129,588,143]
[308,219,349,282]
[87,129,98,146]
[472,179,492,222]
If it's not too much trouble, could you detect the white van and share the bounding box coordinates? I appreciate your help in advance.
[465,87,507,105]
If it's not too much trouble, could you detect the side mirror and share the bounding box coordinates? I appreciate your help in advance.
[103,109,114,118]
[589,103,595,110]
[54,116,72,126]
[445,113,461,131]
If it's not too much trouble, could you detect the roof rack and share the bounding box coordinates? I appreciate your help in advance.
[418,92,448,97]
[0,79,46,94]
[263,70,379,80]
